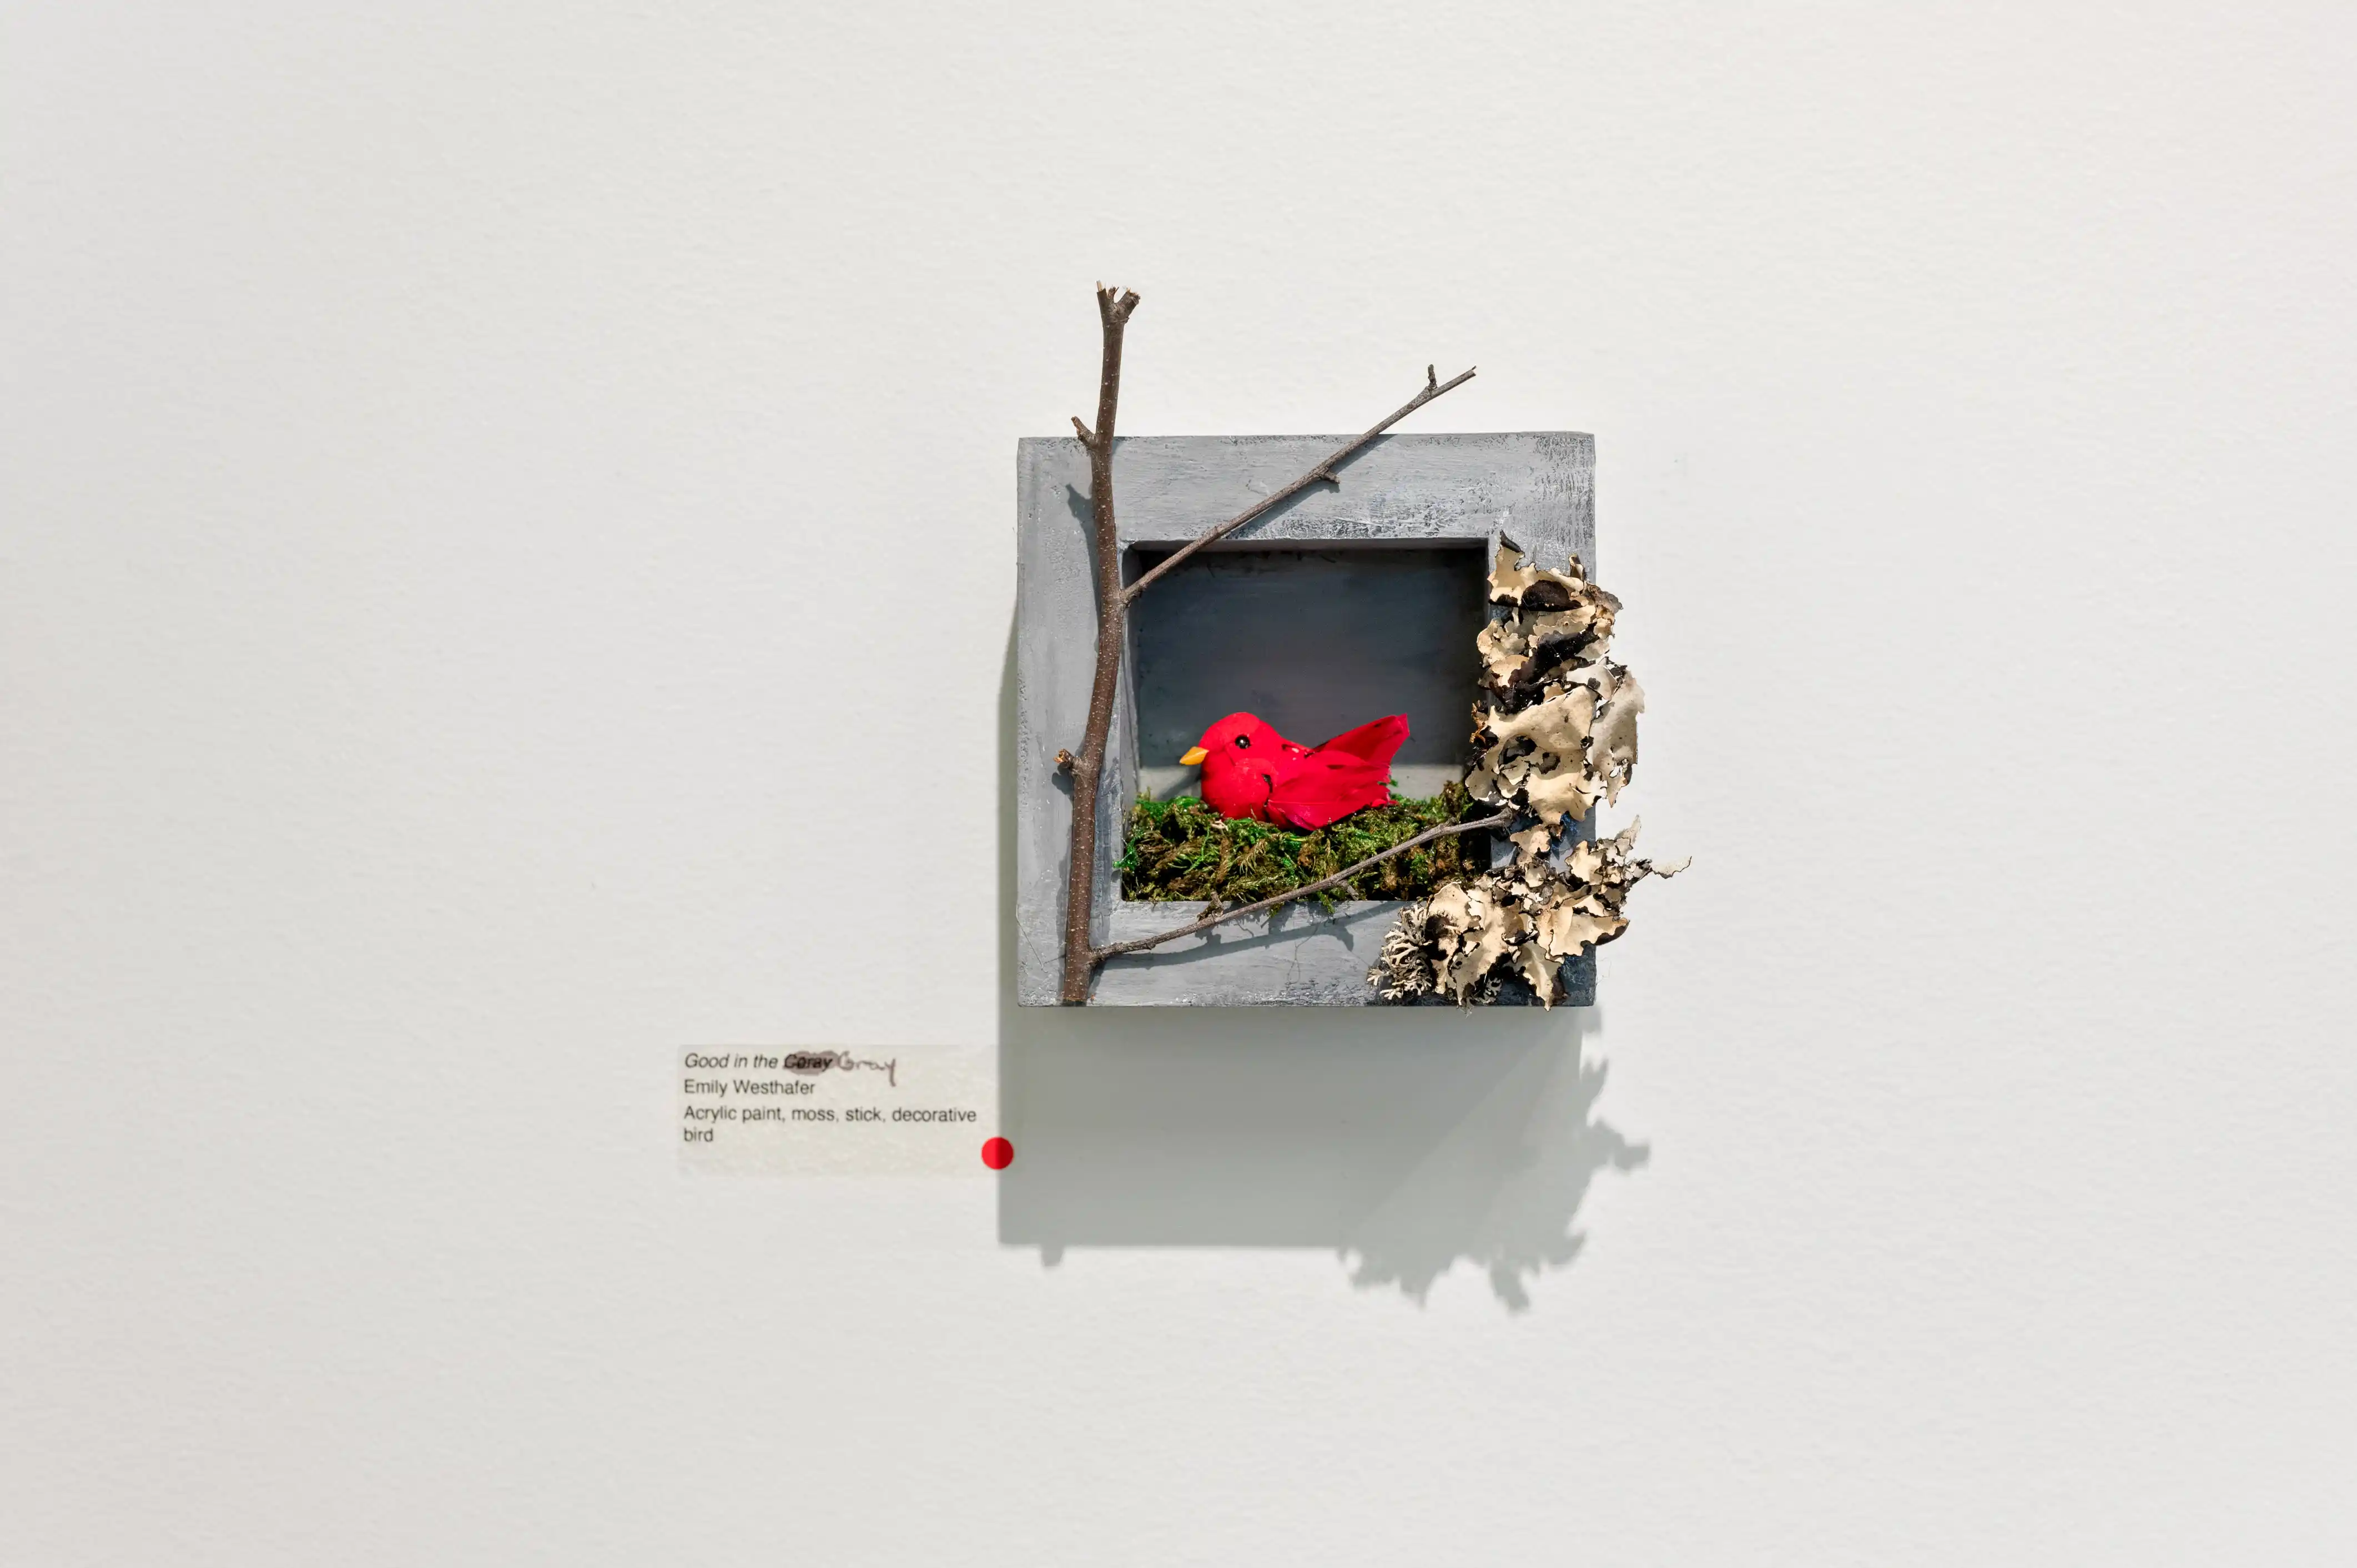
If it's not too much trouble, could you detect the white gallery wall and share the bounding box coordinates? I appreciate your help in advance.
[5,3,2353,1562]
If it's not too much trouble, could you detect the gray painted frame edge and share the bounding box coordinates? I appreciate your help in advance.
[1015,432,1595,1007]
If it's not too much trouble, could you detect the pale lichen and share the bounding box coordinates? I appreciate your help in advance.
[1370,541,1684,1007]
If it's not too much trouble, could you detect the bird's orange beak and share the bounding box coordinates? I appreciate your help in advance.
[1179,745,1208,766]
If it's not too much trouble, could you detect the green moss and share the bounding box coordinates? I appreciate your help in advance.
[1119,782,1484,905]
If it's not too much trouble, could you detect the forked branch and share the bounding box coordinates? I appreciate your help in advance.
[1120,362,1475,603]
[1054,287,1477,1002]
[1056,284,1142,1004]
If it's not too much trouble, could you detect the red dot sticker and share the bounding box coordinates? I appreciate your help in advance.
[980,1136,1014,1171]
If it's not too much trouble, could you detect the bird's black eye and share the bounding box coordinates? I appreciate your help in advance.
[1233,734,1251,749]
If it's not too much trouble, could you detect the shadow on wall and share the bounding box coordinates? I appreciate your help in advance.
[995,623,1647,1310]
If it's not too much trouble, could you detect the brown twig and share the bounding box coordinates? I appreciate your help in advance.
[1090,809,1513,962]
[1119,362,1475,604]
[1056,283,1141,1004]
[1053,290,1476,1003]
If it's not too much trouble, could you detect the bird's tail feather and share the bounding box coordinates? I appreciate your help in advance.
[1312,714,1410,767]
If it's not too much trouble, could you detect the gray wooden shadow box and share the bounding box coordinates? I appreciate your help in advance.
[1016,432,1596,1006]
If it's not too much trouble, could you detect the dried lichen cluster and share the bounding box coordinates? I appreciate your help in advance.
[1371,541,1685,1006]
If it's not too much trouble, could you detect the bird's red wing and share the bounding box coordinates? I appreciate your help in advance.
[1266,750,1397,831]
[1263,715,1409,829]
[1311,714,1410,768]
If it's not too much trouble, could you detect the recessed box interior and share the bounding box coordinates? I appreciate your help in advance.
[1125,543,1489,804]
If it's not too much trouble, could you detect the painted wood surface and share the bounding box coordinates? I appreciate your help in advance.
[1015,432,1595,1006]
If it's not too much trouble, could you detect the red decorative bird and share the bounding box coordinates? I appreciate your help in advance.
[1179,712,1410,830]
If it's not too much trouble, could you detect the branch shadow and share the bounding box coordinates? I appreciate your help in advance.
[994,619,1647,1310]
